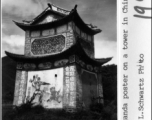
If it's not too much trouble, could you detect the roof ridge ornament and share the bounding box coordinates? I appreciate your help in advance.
[47,3,52,10]
[70,4,77,14]
[74,5,78,10]
[47,3,70,15]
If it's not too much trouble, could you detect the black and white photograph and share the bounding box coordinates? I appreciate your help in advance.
[2,0,117,120]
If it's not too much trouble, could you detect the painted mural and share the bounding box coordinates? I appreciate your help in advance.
[31,35,65,55]
[25,69,63,108]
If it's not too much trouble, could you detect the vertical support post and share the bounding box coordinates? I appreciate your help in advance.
[63,65,77,109]
[97,73,104,104]
[13,70,28,106]
[13,70,21,106]
[24,30,31,56]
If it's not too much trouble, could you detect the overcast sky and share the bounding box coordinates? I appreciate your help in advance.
[2,0,117,64]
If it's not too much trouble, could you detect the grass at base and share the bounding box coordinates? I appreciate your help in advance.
[2,101,117,120]
[2,106,101,120]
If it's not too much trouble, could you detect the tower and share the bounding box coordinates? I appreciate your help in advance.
[6,3,112,110]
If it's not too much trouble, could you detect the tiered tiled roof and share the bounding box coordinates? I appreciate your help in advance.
[5,37,112,66]
[13,4,101,35]
[6,3,112,70]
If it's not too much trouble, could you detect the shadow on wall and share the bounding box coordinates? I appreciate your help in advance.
[81,70,98,108]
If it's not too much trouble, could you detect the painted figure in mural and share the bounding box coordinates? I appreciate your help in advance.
[30,75,50,103]
[47,87,62,103]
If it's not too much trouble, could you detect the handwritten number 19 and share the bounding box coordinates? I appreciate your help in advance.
[134,6,152,19]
